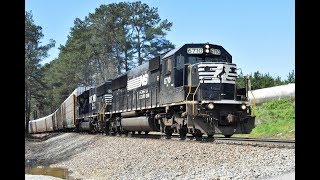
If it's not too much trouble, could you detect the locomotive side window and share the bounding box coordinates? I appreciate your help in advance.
[176,55,185,70]
[188,57,197,64]
[164,58,172,75]
[224,55,230,62]
[221,54,227,62]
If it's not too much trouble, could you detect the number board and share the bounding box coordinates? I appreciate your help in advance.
[187,48,203,54]
[210,48,221,55]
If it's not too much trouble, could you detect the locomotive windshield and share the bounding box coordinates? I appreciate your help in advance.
[188,56,228,64]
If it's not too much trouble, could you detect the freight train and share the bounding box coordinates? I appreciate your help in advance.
[28,43,256,138]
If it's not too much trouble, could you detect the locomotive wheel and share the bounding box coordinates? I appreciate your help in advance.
[145,131,149,135]
[179,126,187,139]
[138,131,142,135]
[165,127,173,138]
[75,122,80,133]
[192,129,203,141]
[111,131,117,136]
[207,135,213,138]
[116,126,121,134]
[224,135,232,138]
[89,120,96,134]
[105,123,110,136]
[206,134,214,142]
[123,130,129,136]
[131,131,135,135]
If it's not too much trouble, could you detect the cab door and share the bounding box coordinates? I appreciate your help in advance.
[160,56,174,105]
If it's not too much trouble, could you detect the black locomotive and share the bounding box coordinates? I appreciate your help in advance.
[74,43,256,138]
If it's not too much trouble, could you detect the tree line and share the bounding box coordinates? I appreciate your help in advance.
[25,1,174,132]
[236,70,295,90]
[25,1,295,133]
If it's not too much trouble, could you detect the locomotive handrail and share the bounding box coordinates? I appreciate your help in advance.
[192,80,202,115]
[250,91,256,115]
[185,64,193,113]
[248,79,256,116]
[185,64,206,115]
[98,102,107,122]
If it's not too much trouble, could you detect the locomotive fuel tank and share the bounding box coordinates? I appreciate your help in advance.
[121,111,139,118]
[79,121,91,131]
[121,116,159,131]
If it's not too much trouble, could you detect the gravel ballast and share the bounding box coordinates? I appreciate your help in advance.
[25,174,63,180]
[25,133,295,180]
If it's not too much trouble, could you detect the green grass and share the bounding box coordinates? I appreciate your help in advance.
[235,98,295,140]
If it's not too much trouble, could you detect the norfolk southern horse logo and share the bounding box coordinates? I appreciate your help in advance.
[127,74,149,90]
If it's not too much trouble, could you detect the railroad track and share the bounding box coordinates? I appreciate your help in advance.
[28,132,295,149]
[121,132,295,149]
[213,137,295,149]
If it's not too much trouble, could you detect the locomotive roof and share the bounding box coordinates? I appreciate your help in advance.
[162,45,183,59]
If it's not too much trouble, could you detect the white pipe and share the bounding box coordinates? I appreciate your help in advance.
[248,83,295,104]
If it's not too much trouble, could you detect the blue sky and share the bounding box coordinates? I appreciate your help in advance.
[26,0,294,80]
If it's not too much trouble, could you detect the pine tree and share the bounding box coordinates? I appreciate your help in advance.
[25,11,55,133]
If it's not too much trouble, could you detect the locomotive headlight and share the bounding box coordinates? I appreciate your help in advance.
[205,49,210,53]
[241,104,247,110]
[205,44,210,49]
[207,103,214,109]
